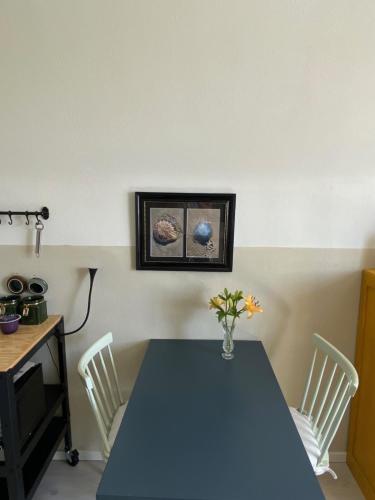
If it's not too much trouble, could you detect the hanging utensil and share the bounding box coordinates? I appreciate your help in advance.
[35,220,44,258]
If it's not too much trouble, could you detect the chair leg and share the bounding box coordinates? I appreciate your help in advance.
[326,467,338,480]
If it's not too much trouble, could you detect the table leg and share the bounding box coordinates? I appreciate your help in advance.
[0,372,25,500]
[55,319,72,452]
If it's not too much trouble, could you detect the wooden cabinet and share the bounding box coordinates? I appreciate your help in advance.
[348,270,375,499]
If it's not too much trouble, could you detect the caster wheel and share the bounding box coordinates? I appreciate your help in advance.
[65,448,79,466]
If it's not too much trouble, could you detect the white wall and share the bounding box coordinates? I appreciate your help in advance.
[1,0,375,454]
[1,1,375,248]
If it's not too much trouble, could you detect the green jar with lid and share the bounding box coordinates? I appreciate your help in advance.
[0,295,21,316]
[20,295,48,325]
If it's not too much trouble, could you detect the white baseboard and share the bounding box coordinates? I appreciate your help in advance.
[329,452,347,463]
[54,450,103,461]
[53,450,347,463]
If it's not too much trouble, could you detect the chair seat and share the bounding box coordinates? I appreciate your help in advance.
[289,407,331,476]
[108,402,128,449]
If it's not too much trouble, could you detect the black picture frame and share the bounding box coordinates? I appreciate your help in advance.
[135,192,236,271]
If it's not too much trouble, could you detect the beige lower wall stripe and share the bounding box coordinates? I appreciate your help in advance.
[52,450,348,463]
[1,245,374,452]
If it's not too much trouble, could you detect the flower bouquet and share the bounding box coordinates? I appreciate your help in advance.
[209,288,263,360]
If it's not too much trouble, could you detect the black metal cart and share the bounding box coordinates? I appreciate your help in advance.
[0,316,78,500]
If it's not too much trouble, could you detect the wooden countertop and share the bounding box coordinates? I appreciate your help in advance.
[0,315,62,373]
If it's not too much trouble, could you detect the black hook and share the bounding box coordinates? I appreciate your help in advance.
[25,212,30,225]
[8,212,13,225]
[35,213,40,223]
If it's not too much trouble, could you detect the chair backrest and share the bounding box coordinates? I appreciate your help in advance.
[78,332,124,458]
[299,334,359,465]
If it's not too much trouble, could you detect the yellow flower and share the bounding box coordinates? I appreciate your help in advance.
[209,296,224,310]
[244,295,263,319]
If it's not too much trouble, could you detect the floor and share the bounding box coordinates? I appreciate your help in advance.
[33,461,365,500]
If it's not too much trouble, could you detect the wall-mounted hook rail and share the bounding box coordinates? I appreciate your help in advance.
[0,207,49,225]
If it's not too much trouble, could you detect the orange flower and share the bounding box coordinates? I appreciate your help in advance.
[244,295,263,319]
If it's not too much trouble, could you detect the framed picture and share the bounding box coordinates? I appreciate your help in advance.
[135,192,236,271]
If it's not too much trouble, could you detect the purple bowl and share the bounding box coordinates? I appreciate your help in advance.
[0,314,21,334]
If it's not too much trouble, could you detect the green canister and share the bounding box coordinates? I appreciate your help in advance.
[20,295,48,325]
[0,295,21,316]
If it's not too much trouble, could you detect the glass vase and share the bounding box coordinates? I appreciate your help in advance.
[221,320,235,360]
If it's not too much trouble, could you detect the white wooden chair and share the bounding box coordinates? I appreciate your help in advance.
[78,332,127,460]
[290,334,359,479]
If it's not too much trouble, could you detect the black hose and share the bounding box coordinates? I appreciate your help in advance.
[60,268,98,336]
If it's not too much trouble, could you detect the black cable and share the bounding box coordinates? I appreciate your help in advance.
[60,268,97,336]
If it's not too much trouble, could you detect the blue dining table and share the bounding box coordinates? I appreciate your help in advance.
[97,339,324,500]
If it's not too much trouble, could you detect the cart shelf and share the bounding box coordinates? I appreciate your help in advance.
[0,316,77,500]
[0,384,65,469]
[21,384,65,464]
[23,417,67,499]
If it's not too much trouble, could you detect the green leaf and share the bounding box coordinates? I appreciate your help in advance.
[217,310,226,322]
[232,290,243,301]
